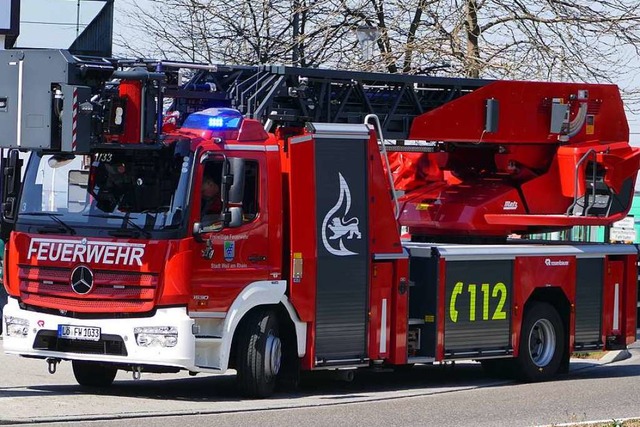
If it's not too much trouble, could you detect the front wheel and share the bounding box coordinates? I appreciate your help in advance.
[514,302,565,382]
[236,308,282,398]
[72,361,117,387]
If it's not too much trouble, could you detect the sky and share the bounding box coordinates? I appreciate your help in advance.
[0,0,13,30]
[15,0,103,48]
[6,0,640,147]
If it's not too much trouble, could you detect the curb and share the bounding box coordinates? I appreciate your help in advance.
[569,349,632,371]
[599,349,631,364]
[537,416,640,427]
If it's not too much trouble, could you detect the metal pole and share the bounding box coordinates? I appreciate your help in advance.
[76,0,80,38]
[292,0,300,66]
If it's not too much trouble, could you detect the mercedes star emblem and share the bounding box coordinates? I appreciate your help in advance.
[70,265,94,295]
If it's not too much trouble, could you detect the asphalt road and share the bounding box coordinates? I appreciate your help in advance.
[1,338,639,427]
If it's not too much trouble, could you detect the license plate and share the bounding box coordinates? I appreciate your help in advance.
[57,325,101,341]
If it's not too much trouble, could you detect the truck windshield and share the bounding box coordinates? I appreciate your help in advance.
[17,144,193,238]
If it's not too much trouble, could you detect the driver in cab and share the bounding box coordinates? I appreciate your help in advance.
[201,176,222,224]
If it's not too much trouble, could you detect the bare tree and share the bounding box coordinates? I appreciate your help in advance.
[462,1,640,84]
[116,0,291,63]
[115,0,640,99]
[115,0,357,66]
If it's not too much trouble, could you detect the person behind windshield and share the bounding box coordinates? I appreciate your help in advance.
[201,176,222,217]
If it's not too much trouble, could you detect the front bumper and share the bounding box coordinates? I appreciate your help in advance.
[2,297,197,370]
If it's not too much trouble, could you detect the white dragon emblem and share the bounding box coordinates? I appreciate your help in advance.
[321,173,362,256]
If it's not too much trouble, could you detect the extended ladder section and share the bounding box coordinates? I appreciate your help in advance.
[169,64,492,140]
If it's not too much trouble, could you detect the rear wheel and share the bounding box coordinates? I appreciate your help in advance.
[72,361,117,387]
[236,308,282,398]
[480,359,514,378]
[514,302,564,381]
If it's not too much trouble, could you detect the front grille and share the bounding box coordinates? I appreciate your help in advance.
[33,330,128,356]
[19,266,158,313]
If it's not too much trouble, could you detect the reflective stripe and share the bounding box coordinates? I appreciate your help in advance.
[374,250,409,260]
[405,242,638,260]
[291,135,313,145]
[16,58,24,146]
[223,144,279,152]
[380,298,387,354]
[613,282,620,331]
[189,311,226,319]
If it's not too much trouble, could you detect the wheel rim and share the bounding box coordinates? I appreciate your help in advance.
[528,318,556,367]
[264,331,282,379]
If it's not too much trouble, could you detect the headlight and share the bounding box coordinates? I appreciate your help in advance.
[5,316,29,338]
[133,326,178,348]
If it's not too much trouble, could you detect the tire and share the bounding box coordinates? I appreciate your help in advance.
[276,352,300,392]
[480,359,515,379]
[514,302,565,382]
[236,308,282,398]
[72,361,117,387]
[394,363,416,373]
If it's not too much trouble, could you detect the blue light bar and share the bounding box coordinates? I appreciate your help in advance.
[182,108,243,131]
[208,117,224,128]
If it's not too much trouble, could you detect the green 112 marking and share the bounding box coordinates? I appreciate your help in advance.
[449,281,508,323]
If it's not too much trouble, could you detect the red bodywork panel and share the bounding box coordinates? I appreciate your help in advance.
[117,80,144,144]
[286,134,318,370]
[368,259,408,365]
[434,249,637,363]
[388,80,640,236]
[602,260,624,340]
[400,179,526,236]
[6,232,192,313]
[183,124,283,314]
[367,127,409,363]
[286,129,407,370]
[510,253,636,357]
[389,257,409,364]
[369,262,393,361]
[623,256,638,345]
[409,81,628,144]
[603,256,638,347]
[512,256,576,356]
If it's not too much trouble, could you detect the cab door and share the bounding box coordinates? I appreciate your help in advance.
[190,152,270,314]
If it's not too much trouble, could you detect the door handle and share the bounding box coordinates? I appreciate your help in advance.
[248,255,267,262]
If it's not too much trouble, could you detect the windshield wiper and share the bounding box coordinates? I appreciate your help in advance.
[20,212,76,235]
[83,213,152,238]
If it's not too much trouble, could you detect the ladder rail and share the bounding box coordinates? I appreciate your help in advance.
[566,149,598,216]
[365,114,401,220]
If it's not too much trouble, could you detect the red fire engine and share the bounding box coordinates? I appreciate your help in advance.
[0,49,638,397]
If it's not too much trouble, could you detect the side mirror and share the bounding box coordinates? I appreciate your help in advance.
[192,222,204,243]
[228,207,243,228]
[2,150,22,224]
[2,199,14,219]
